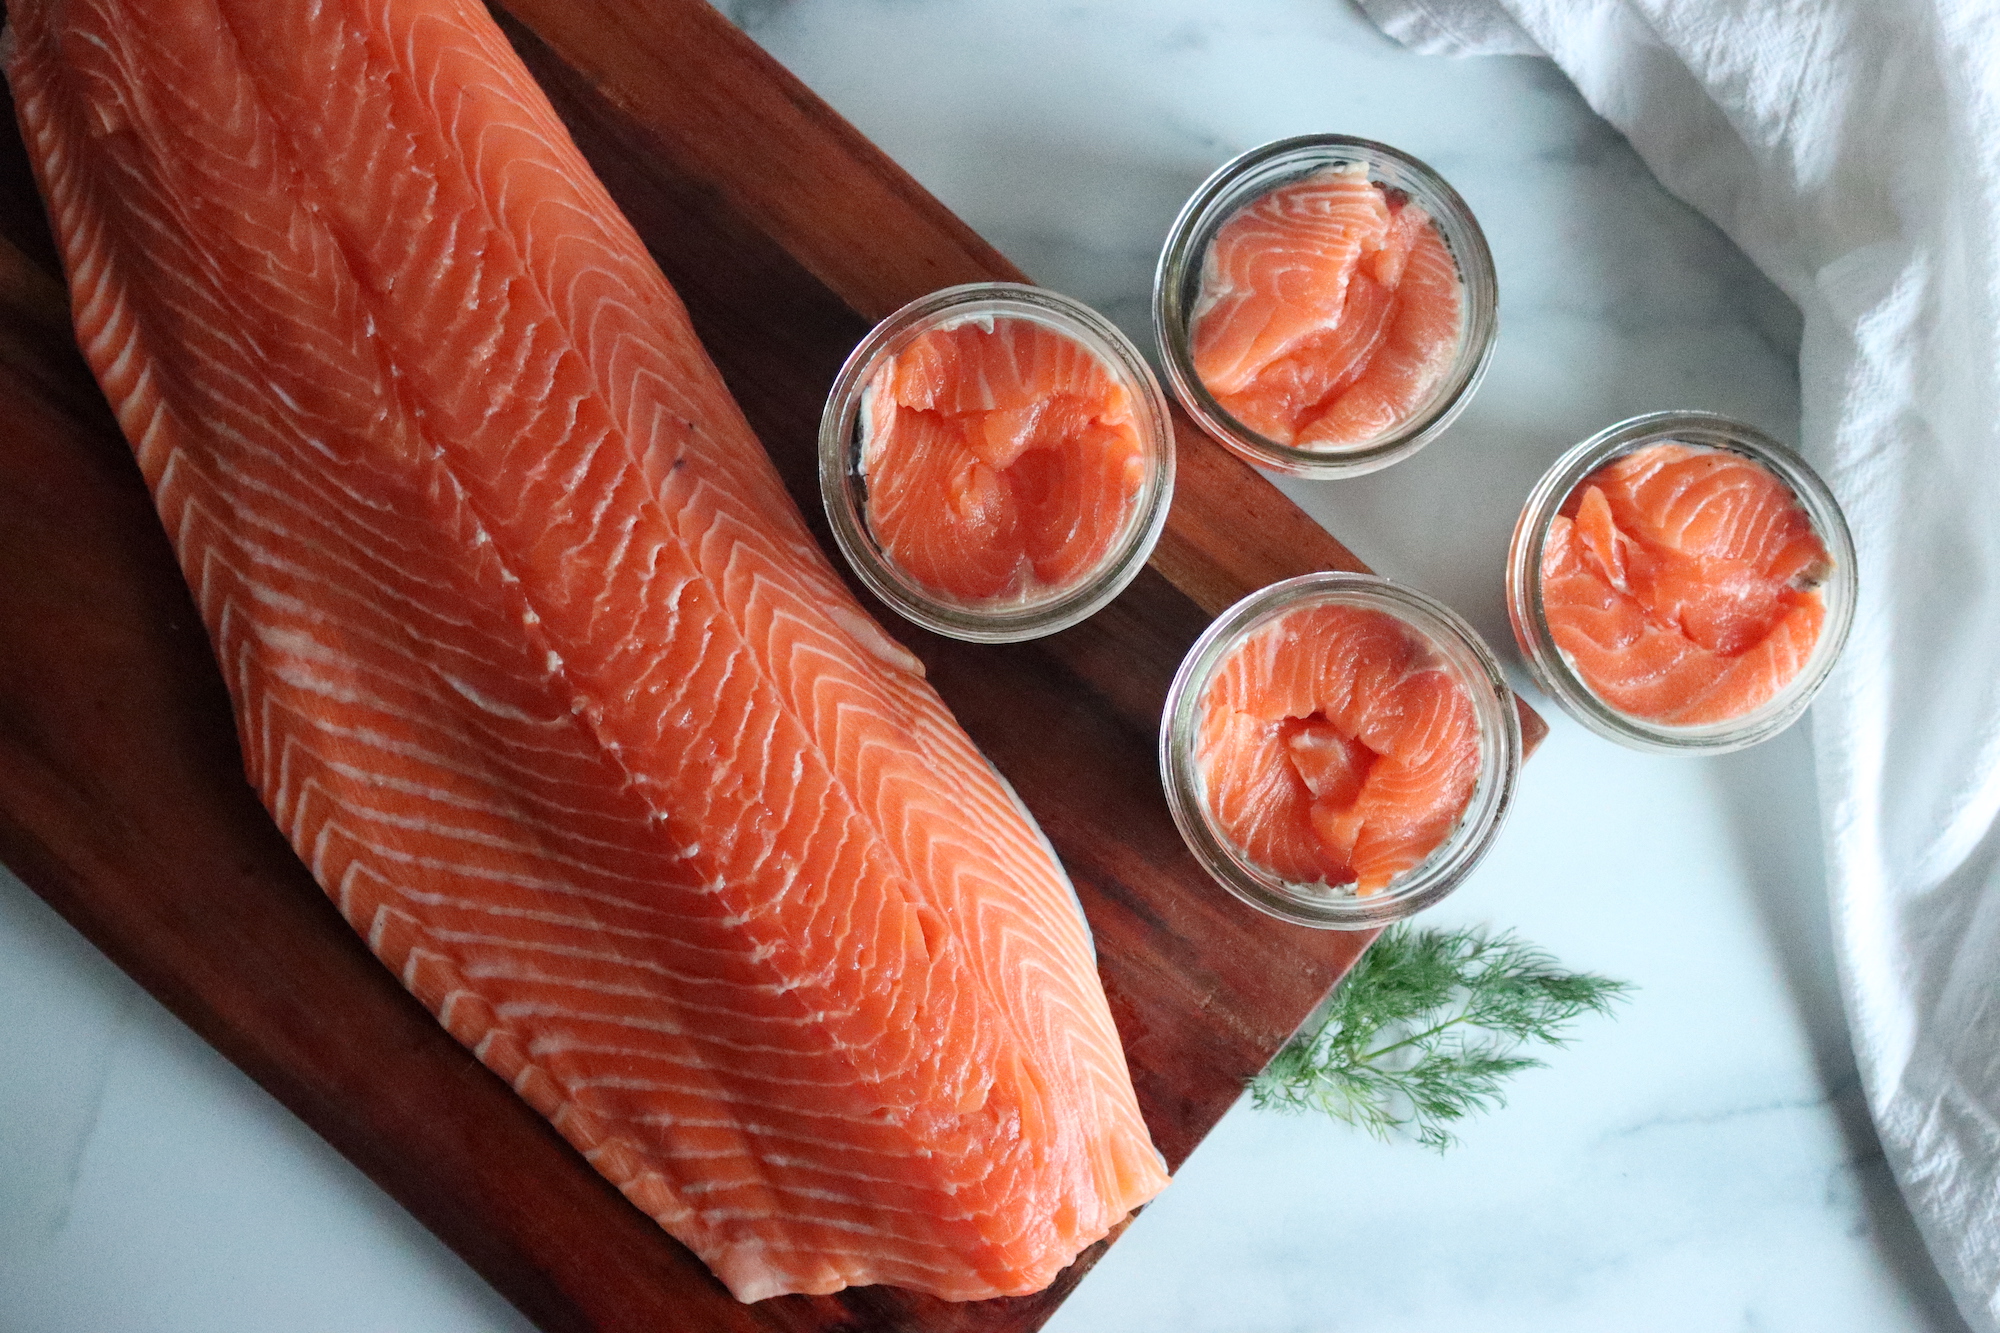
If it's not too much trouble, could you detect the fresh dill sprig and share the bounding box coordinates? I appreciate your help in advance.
[1251,923,1633,1152]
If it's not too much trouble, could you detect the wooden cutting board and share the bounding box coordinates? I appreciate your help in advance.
[0,2,1543,1330]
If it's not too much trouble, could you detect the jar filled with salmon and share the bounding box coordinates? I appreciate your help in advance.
[1154,135,1497,479]
[820,282,1176,642]
[1506,411,1857,754]
[1161,573,1521,928]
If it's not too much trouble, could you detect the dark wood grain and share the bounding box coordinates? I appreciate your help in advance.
[0,3,1540,1331]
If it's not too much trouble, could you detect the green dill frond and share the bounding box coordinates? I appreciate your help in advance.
[1250,923,1633,1152]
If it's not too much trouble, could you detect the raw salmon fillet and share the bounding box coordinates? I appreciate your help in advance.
[861,318,1146,602]
[1191,165,1463,448]
[1541,443,1830,725]
[1196,605,1480,893]
[3,0,1166,1302]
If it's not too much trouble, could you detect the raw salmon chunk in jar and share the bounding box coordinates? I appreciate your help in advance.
[1192,165,1461,449]
[822,283,1175,642]
[1508,412,1857,754]
[1161,574,1520,928]
[1154,137,1496,479]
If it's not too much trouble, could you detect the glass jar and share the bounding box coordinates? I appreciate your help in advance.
[1160,573,1521,928]
[1506,411,1858,754]
[819,282,1175,643]
[1153,135,1498,479]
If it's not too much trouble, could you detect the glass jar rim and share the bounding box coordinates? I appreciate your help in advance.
[1152,134,1499,480]
[818,282,1176,643]
[1160,572,1522,929]
[1505,410,1859,754]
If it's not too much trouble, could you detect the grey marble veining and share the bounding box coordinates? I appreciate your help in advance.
[0,2,1972,1330]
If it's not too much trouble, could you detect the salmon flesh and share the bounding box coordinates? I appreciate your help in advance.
[1542,443,1830,726]
[3,0,1167,1301]
[1191,164,1464,449]
[861,317,1147,603]
[1196,604,1480,894]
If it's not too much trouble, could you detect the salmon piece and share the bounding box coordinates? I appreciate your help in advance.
[1595,442,1829,583]
[1190,165,1463,448]
[1221,270,1394,446]
[1297,221,1463,448]
[1192,165,1390,398]
[861,387,1025,600]
[4,0,1166,1302]
[1196,711,1335,884]
[862,318,1146,602]
[1287,718,1374,810]
[1541,443,1830,725]
[1196,605,1480,893]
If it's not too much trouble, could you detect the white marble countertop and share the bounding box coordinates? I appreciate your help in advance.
[0,2,1977,1330]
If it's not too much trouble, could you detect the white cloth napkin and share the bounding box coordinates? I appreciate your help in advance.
[1355,1,2000,1326]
